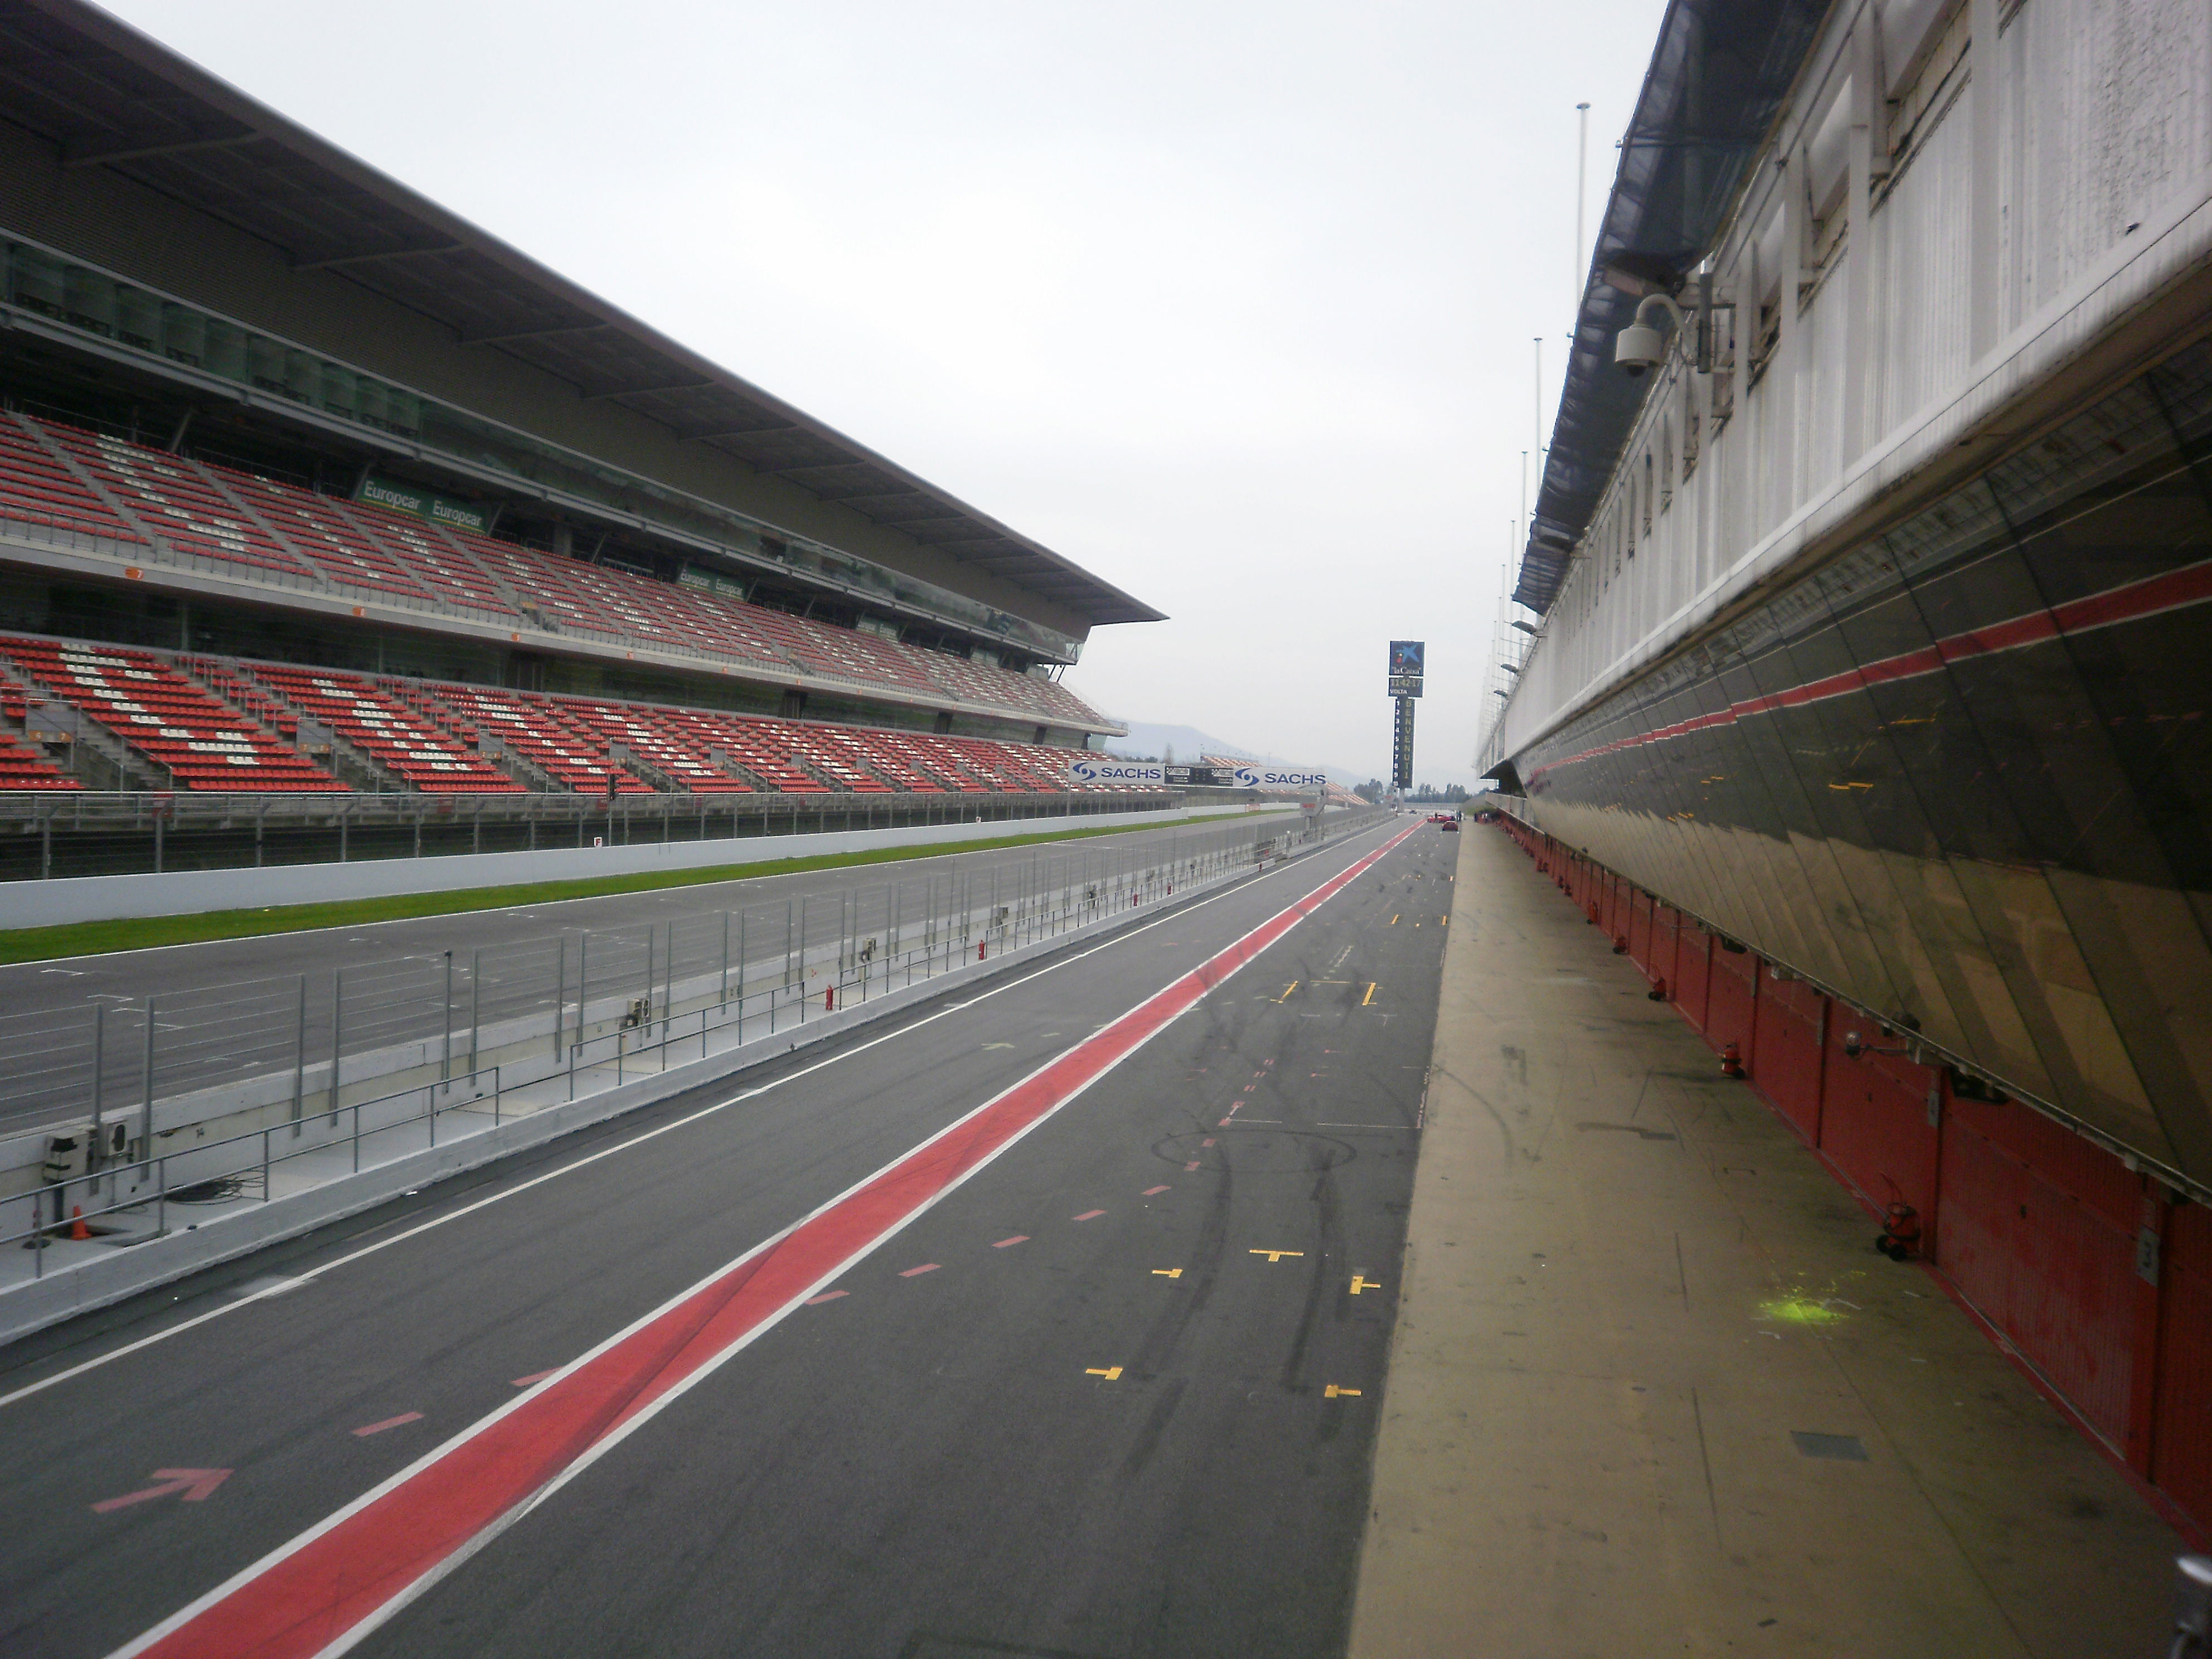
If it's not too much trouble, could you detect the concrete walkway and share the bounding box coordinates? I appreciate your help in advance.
[1348,822,2186,1658]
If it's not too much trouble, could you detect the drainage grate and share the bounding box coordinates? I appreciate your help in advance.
[1791,1430,1870,1461]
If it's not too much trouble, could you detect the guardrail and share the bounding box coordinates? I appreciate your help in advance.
[2,806,1390,1281]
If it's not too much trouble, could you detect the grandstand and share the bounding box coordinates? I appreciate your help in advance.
[0,0,1159,842]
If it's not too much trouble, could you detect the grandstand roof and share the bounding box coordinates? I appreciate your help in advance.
[0,0,1165,629]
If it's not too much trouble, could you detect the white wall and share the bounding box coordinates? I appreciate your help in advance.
[1493,0,2212,761]
[10,802,1284,928]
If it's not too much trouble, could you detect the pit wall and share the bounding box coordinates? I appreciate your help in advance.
[7,801,1284,928]
[1488,811,2212,1545]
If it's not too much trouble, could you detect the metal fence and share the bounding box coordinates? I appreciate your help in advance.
[4,807,1389,1275]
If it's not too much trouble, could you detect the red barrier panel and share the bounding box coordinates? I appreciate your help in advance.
[1819,1032,1941,1253]
[1940,1095,2143,1452]
[2154,1201,2212,1522]
[1705,940,1758,1065]
[1628,889,1654,974]
[1651,905,1681,1001]
[1676,923,1713,1032]
[1753,975,1825,1141]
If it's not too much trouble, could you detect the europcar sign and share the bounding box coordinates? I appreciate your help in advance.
[1067,756,1165,785]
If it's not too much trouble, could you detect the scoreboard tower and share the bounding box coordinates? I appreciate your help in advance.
[1387,641,1423,792]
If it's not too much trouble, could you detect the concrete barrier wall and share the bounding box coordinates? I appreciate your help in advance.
[8,803,1283,928]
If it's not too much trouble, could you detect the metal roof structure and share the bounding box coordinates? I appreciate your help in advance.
[1512,0,1829,615]
[0,0,1164,628]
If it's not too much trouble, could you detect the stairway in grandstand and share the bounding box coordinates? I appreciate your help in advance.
[0,411,1104,733]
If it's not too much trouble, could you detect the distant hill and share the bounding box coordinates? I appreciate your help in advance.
[1103,721,1366,788]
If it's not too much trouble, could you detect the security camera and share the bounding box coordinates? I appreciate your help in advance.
[1614,322,1665,376]
[1842,1030,1865,1058]
[1614,293,1685,377]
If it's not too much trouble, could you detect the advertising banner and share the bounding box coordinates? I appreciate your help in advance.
[1231,764,1331,790]
[356,474,493,535]
[1070,757,1332,790]
[680,565,749,600]
[1387,640,1425,677]
[1066,756,1166,786]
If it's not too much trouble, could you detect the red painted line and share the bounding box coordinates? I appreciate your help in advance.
[991,1235,1029,1249]
[351,1414,423,1439]
[1142,1185,1170,1195]
[509,1371,559,1389]
[1523,556,2212,786]
[898,1263,939,1278]
[1072,1209,1105,1221]
[1185,1160,1201,1170]
[1201,1138,1215,1147]
[110,819,1420,1659]
[91,1469,231,1514]
[803,1291,847,1305]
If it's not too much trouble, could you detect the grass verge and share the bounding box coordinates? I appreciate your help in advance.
[0,812,1268,965]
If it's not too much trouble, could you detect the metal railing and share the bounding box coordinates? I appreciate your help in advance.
[2,806,1388,1277]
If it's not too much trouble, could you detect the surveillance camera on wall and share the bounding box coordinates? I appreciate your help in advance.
[1614,292,1685,377]
[1614,321,1666,376]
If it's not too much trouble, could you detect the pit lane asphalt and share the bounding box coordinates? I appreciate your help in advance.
[0,815,1454,1659]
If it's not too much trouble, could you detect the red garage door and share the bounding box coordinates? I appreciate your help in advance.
[2153,1201,2212,1529]
[1753,976,1825,1141]
[1706,940,1758,1064]
[1939,1096,2144,1453]
[1820,1028,1941,1254]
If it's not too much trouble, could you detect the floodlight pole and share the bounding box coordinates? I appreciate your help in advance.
[1575,101,1592,319]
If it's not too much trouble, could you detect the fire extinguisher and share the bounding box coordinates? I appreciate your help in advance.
[1878,1202,1922,1260]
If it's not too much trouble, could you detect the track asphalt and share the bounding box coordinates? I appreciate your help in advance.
[0,814,1457,1659]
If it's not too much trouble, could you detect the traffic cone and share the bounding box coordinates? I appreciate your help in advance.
[1720,1041,1745,1078]
[1613,934,1629,954]
[1647,977,1667,1002]
[69,1205,89,1241]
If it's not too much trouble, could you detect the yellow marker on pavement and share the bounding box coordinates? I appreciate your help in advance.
[1152,1268,1183,1279]
[1389,914,1399,925]
[1250,1249,1304,1263]
[1085,1366,1123,1380]
[1274,981,1299,1002]
[1324,1384,1362,1399]
[1349,1275,1380,1295]
[1362,983,1377,1006]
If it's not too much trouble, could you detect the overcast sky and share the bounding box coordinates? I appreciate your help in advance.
[107,0,1663,788]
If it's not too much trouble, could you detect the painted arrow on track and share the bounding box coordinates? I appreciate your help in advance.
[92,1470,232,1514]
